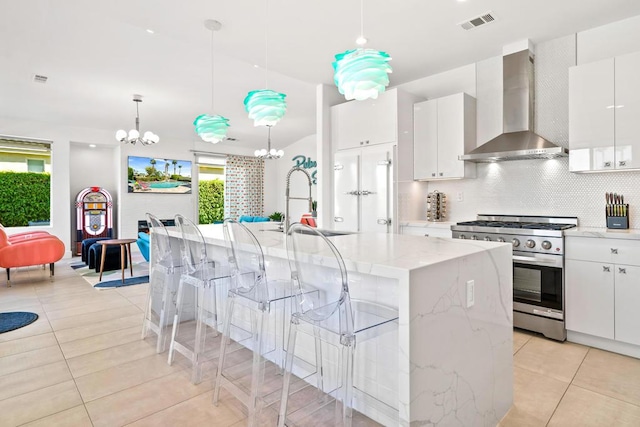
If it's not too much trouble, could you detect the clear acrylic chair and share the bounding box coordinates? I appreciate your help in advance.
[167,214,227,384]
[213,219,294,427]
[278,223,399,427]
[141,213,178,353]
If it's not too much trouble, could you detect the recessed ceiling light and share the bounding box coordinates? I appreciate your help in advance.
[89,144,96,148]
[146,29,155,34]
[253,64,259,68]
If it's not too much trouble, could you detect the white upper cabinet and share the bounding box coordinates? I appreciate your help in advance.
[331,88,421,183]
[331,89,397,150]
[569,51,640,172]
[615,51,640,170]
[413,93,476,180]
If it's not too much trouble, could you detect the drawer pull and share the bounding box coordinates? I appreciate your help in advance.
[611,248,618,254]
[603,266,611,272]
[619,268,627,274]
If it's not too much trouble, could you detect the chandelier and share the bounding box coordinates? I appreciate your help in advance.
[115,94,159,145]
[254,126,284,159]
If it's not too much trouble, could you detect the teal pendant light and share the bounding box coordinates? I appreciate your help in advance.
[333,48,392,101]
[333,0,392,101]
[194,19,230,144]
[193,114,230,143]
[244,89,287,127]
[245,0,287,128]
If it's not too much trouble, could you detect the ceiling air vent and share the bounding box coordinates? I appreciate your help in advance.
[224,137,237,142]
[459,12,496,30]
[33,74,48,83]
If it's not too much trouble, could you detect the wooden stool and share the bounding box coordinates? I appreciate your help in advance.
[98,239,136,283]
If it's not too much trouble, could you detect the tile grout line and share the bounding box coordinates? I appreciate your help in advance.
[544,346,591,426]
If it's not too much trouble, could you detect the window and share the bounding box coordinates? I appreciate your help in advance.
[194,153,226,224]
[27,159,45,173]
[0,137,52,227]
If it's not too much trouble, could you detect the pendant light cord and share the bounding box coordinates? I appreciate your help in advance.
[360,0,364,41]
[210,27,215,111]
[265,0,269,88]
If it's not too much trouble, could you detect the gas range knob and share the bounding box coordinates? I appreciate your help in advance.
[541,240,552,250]
[497,237,505,243]
[471,235,478,240]
[512,238,520,247]
[484,236,491,241]
[526,239,536,248]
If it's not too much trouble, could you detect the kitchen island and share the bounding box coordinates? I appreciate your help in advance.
[164,222,513,426]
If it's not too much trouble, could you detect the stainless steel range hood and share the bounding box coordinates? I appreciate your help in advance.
[460,49,568,162]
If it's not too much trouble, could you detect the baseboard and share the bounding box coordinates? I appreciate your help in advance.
[567,331,640,359]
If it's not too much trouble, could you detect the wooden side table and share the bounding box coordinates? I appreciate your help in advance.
[98,238,137,283]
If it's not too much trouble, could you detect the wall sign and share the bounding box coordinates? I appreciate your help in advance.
[291,155,317,185]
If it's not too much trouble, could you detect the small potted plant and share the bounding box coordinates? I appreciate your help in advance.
[268,212,283,222]
[311,200,318,217]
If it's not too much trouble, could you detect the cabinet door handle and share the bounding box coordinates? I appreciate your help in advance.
[360,141,364,145]
[619,268,627,274]
[604,161,612,168]
[334,217,344,222]
[603,266,611,272]
[619,161,627,167]
[431,173,436,177]
[611,248,618,254]
[439,172,443,176]
[365,140,370,144]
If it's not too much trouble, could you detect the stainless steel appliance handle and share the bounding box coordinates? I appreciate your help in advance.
[533,308,563,320]
[513,255,562,268]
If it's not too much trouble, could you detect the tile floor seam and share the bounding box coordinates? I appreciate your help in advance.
[53,315,145,344]
[568,382,640,409]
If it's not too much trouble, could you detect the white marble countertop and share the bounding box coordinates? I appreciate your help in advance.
[170,222,509,279]
[397,220,457,229]
[565,227,640,240]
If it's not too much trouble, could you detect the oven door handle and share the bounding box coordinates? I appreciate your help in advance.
[513,255,563,268]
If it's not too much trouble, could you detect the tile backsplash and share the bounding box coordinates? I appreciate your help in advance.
[417,34,640,229]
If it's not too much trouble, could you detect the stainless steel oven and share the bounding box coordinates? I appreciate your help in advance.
[451,214,578,341]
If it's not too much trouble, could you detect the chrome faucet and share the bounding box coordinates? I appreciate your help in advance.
[285,167,313,233]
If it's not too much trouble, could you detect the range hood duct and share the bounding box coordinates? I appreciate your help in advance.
[460,49,568,162]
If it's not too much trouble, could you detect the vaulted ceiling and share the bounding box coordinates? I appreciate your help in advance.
[2,0,640,150]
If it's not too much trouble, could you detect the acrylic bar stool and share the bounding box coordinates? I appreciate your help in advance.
[141,213,179,353]
[213,219,294,427]
[278,223,399,427]
[167,214,227,384]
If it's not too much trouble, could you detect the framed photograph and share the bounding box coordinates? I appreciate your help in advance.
[127,156,192,194]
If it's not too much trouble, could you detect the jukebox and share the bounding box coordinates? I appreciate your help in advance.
[74,187,114,255]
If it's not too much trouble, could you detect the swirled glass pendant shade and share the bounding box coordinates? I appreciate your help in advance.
[193,114,230,143]
[244,89,287,126]
[332,48,392,101]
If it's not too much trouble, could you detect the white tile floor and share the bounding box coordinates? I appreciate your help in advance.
[1,261,640,426]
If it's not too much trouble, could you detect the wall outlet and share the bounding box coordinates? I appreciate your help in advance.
[457,192,464,202]
[466,280,475,308]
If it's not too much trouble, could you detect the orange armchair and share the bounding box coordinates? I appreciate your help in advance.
[0,228,65,287]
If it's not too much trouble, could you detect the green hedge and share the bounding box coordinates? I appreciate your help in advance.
[0,172,50,227]
[199,179,224,224]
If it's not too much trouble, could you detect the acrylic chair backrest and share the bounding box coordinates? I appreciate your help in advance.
[146,213,174,270]
[174,214,208,278]
[286,223,353,336]
[222,219,269,302]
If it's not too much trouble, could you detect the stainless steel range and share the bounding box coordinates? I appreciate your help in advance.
[451,214,578,341]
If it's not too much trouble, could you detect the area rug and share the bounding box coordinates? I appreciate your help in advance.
[94,275,150,289]
[0,312,39,334]
[71,259,150,289]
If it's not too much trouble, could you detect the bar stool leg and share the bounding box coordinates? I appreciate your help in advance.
[248,310,268,427]
[191,285,207,384]
[213,295,236,406]
[278,322,299,427]
[168,277,186,366]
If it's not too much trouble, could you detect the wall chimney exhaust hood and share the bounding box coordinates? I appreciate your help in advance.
[460,49,568,162]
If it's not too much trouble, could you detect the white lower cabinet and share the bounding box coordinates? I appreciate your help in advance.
[566,236,640,346]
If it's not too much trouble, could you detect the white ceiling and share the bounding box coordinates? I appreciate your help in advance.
[2,0,640,151]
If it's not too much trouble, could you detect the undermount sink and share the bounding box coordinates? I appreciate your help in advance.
[263,228,354,237]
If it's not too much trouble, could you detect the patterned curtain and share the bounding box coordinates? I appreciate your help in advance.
[224,155,265,219]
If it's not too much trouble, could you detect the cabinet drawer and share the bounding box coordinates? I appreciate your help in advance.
[566,237,640,266]
[401,226,451,238]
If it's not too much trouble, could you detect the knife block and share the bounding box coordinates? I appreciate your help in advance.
[606,204,629,229]
[427,191,446,222]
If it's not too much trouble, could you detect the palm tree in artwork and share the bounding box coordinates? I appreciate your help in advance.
[172,160,177,175]
[149,158,156,171]
[178,165,182,177]
[163,160,170,180]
